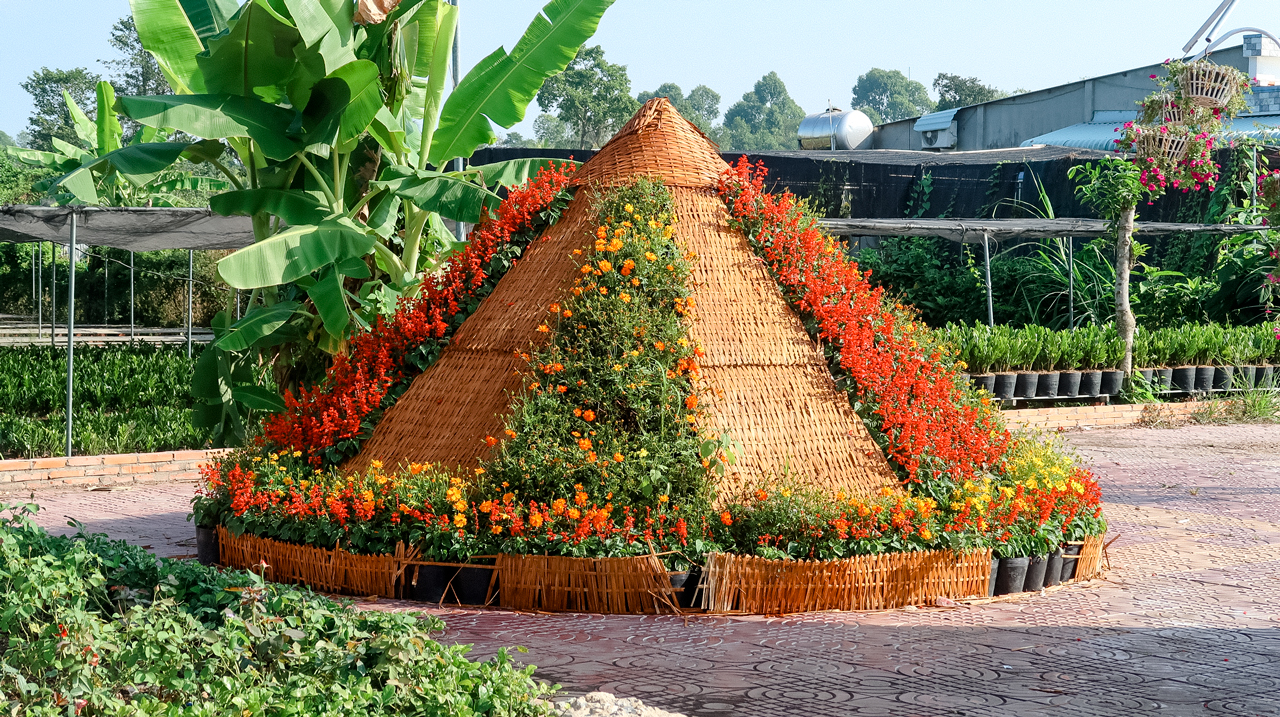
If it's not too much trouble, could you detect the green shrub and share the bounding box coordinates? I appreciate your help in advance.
[0,504,555,716]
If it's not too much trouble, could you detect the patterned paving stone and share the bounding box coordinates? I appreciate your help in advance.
[20,423,1280,716]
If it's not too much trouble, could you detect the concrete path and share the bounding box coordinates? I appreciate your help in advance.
[15,424,1280,716]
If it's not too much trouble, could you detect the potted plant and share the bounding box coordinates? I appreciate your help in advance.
[1170,326,1199,393]
[1172,59,1252,111]
[1149,329,1175,392]
[1132,328,1155,387]
[1033,327,1064,398]
[1255,325,1277,388]
[1013,328,1042,399]
[1057,328,1084,398]
[1099,325,1126,396]
[991,326,1018,400]
[1076,325,1105,397]
[190,489,230,567]
[1199,324,1224,392]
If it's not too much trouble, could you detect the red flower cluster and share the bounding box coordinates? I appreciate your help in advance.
[262,165,574,463]
[717,158,1010,483]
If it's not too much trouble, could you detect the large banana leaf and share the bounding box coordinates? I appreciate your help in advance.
[197,0,303,104]
[150,176,232,192]
[63,91,97,148]
[179,0,240,43]
[117,94,303,160]
[307,265,349,338]
[213,301,300,351]
[129,0,208,94]
[429,0,613,166]
[374,165,501,223]
[50,138,91,162]
[1,146,80,172]
[469,158,578,188]
[210,188,330,225]
[217,219,376,289]
[281,0,355,75]
[406,0,455,157]
[96,82,123,156]
[299,60,382,147]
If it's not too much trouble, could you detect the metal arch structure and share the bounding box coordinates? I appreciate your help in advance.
[1193,27,1280,61]
[1181,0,1279,60]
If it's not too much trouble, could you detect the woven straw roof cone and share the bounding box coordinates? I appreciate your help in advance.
[350,98,897,501]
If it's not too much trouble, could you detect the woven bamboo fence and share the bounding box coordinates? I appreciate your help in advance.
[496,553,678,614]
[700,549,993,614]
[217,527,413,599]
[1073,534,1105,581]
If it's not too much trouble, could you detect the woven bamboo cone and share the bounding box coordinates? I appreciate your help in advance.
[350,97,897,501]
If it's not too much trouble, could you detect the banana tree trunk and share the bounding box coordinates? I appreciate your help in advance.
[1115,204,1137,376]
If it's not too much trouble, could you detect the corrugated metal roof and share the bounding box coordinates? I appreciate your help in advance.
[914,108,959,132]
[1021,115,1280,151]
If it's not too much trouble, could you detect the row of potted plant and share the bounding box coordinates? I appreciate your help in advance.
[948,322,1280,399]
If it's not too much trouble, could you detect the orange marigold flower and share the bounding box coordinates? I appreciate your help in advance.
[578,438,592,451]
[645,251,658,261]
[720,511,733,526]
[479,500,494,512]
[485,435,498,447]
[537,324,550,333]
[504,428,517,439]
[563,310,573,318]
[596,226,607,239]
[586,451,598,463]
[598,260,612,273]
[529,512,544,528]
[612,453,625,463]
[655,341,666,351]
[568,507,582,520]
[582,409,596,422]
[550,302,561,313]
[575,491,589,506]
[755,489,768,502]
[552,498,567,515]
[684,395,698,409]
[557,385,568,393]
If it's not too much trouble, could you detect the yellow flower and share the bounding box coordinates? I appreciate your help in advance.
[624,203,634,213]
[645,251,658,261]
[637,448,649,458]
[781,488,792,498]
[619,292,631,303]
[658,494,669,503]
[371,460,383,470]
[453,513,467,528]
[453,500,467,511]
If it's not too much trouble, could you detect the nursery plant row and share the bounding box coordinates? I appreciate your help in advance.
[947,322,1280,399]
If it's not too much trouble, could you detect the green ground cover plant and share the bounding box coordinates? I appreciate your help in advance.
[0,344,206,458]
[0,504,554,715]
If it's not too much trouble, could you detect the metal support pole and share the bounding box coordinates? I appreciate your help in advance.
[129,251,135,342]
[1064,239,1075,332]
[450,0,466,242]
[187,249,194,358]
[982,232,994,327]
[235,289,241,319]
[103,248,108,324]
[65,213,76,457]
[31,243,36,330]
[36,242,42,339]
[51,245,56,348]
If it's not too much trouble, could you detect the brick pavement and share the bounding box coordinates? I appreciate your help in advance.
[18,424,1280,715]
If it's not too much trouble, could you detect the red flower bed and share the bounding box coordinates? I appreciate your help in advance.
[717,158,1010,483]
[262,164,575,464]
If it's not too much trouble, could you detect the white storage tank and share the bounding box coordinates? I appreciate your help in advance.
[797,107,874,150]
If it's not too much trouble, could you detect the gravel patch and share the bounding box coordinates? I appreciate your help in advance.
[555,692,686,717]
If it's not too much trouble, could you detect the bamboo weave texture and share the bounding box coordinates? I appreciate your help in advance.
[217,527,411,599]
[496,553,678,614]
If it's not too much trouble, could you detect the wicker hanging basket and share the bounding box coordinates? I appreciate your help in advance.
[1136,130,1190,163]
[1148,94,1188,125]
[1178,63,1240,109]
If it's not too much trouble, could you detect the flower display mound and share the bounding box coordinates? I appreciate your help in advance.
[200,99,1106,611]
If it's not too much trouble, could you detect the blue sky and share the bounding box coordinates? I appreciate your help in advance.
[2,0,1278,140]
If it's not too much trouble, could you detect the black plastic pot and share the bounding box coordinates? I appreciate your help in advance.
[1057,371,1081,398]
[1236,366,1256,390]
[993,373,1017,400]
[412,564,458,603]
[1035,371,1060,398]
[1060,544,1083,582]
[1258,365,1275,389]
[1025,554,1049,592]
[1171,366,1197,392]
[1194,366,1215,393]
[1100,370,1124,396]
[196,526,219,567]
[1212,365,1234,391]
[1155,367,1174,392]
[1078,370,1103,397]
[451,566,495,606]
[1044,549,1063,588]
[971,374,996,394]
[1137,368,1155,387]
[1014,372,1039,399]
[670,564,703,608]
[994,556,1029,596]
[987,557,1000,597]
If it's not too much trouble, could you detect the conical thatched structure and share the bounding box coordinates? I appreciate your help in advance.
[352,99,896,499]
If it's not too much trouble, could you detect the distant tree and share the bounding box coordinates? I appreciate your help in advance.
[0,131,13,147]
[534,114,573,148]
[933,73,1007,111]
[636,82,721,131]
[0,155,51,204]
[102,17,171,139]
[715,71,805,150]
[850,68,935,124]
[20,67,102,151]
[496,131,534,148]
[537,45,640,149]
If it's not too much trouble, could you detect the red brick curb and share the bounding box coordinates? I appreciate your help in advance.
[1003,400,1205,431]
[0,449,224,490]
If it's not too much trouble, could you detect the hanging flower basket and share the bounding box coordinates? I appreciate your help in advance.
[1144,93,1187,125]
[1136,129,1190,163]
[1178,62,1243,109]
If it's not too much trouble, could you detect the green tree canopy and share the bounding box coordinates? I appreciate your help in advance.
[850,68,935,124]
[715,71,805,151]
[933,73,1007,111]
[103,17,172,140]
[0,132,14,147]
[20,67,102,151]
[636,82,721,132]
[536,45,640,149]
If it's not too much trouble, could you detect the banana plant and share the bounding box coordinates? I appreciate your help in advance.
[121,0,608,444]
[2,80,231,206]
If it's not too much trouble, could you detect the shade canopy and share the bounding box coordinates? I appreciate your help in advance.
[0,205,255,251]
[817,217,1271,243]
